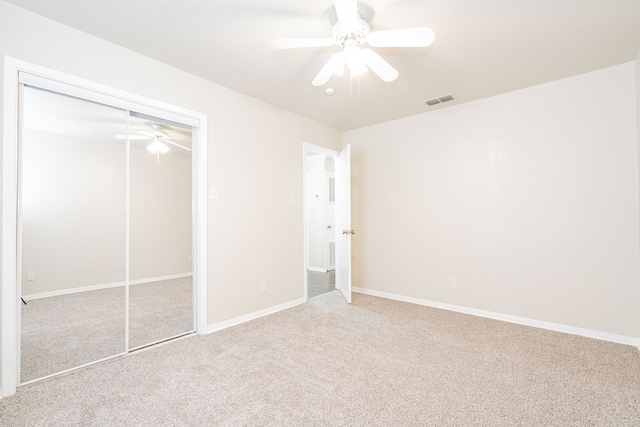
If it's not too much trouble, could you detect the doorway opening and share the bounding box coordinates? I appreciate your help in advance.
[303,142,351,303]
[305,148,336,298]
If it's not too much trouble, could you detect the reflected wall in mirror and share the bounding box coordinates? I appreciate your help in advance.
[20,86,127,383]
[128,115,194,349]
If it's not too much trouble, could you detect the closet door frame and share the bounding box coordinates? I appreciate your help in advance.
[1,56,208,397]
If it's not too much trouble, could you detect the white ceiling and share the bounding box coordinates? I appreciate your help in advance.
[7,0,640,131]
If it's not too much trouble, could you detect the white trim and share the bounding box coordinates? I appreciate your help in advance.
[303,143,340,158]
[18,70,200,128]
[207,297,306,334]
[124,110,131,352]
[19,351,128,388]
[193,122,208,336]
[2,56,21,399]
[128,331,195,352]
[353,287,640,348]
[1,56,208,398]
[130,273,193,286]
[307,266,327,273]
[22,273,194,301]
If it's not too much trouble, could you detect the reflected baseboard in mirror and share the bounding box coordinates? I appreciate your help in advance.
[21,277,193,384]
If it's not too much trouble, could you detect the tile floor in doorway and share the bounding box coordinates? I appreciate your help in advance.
[307,270,335,298]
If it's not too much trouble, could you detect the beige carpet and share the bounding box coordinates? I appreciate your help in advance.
[4,290,639,426]
[21,277,193,383]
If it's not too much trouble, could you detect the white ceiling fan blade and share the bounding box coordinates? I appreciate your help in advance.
[362,49,399,82]
[114,134,150,140]
[334,0,358,30]
[328,51,347,76]
[367,27,435,47]
[163,139,192,152]
[312,52,347,86]
[271,38,334,49]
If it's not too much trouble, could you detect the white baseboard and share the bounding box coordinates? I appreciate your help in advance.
[23,273,193,301]
[207,297,306,334]
[353,287,640,349]
[128,273,192,286]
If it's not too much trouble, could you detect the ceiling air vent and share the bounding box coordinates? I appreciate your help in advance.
[424,94,454,106]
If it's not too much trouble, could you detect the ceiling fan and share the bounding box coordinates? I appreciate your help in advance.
[114,123,192,153]
[271,0,435,86]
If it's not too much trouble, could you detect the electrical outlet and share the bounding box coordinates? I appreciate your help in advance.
[450,277,458,290]
[260,280,267,293]
[27,271,35,281]
[188,255,192,263]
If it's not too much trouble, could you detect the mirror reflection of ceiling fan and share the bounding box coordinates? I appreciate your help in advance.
[271,0,435,86]
[114,123,191,162]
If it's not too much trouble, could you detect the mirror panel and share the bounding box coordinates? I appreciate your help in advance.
[20,86,127,383]
[128,115,193,349]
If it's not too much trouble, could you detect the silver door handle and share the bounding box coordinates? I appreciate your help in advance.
[342,229,355,235]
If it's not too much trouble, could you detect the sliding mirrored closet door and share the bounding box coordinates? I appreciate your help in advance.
[19,84,195,385]
[20,86,128,383]
[128,114,193,349]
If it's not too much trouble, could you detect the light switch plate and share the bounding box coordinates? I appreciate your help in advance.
[209,186,219,201]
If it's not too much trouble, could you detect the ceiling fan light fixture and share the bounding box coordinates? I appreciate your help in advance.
[348,60,368,77]
[147,137,170,154]
[346,48,368,76]
[328,52,347,76]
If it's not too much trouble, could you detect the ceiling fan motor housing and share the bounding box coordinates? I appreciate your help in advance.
[333,18,370,48]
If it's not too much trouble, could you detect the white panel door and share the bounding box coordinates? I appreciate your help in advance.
[335,145,352,303]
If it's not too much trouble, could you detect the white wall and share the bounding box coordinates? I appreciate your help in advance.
[20,129,192,297]
[346,62,640,339]
[130,143,192,282]
[20,129,127,295]
[0,0,342,388]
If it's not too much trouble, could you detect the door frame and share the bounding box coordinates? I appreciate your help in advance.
[1,56,208,397]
